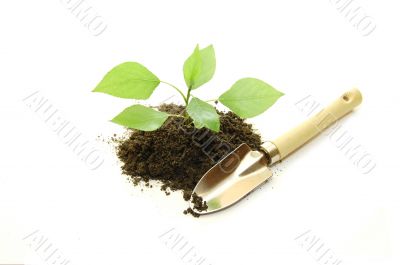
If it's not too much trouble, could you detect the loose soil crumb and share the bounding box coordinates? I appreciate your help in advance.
[183,192,208,217]
[115,104,263,217]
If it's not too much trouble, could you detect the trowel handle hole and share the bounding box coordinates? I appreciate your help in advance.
[342,94,350,102]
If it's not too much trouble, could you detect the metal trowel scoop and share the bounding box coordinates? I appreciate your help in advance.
[190,89,363,214]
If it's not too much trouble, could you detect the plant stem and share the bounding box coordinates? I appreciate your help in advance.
[169,114,185,118]
[160,81,187,102]
[185,87,192,106]
[205,99,218,103]
[183,86,192,119]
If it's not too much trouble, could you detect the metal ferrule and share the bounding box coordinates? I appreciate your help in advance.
[261,141,281,165]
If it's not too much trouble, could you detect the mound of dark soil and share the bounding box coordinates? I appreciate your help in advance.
[115,104,263,216]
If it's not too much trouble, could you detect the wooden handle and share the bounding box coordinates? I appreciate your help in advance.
[271,88,362,160]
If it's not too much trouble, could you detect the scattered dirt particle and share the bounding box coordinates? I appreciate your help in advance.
[184,208,200,218]
[183,192,208,218]
[183,190,192,201]
[191,193,208,212]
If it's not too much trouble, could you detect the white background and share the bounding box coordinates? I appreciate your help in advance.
[1,0,399,264]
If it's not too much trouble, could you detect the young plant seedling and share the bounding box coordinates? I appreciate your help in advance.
[93,44,284,132]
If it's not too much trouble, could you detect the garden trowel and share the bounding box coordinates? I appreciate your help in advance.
[190,89,362,214]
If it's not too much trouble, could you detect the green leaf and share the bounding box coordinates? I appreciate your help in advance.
[187,97,220,132]
[93,62,160,99]
[111,104,169,131]
[219,78,284,118]
[183,44,216,89]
